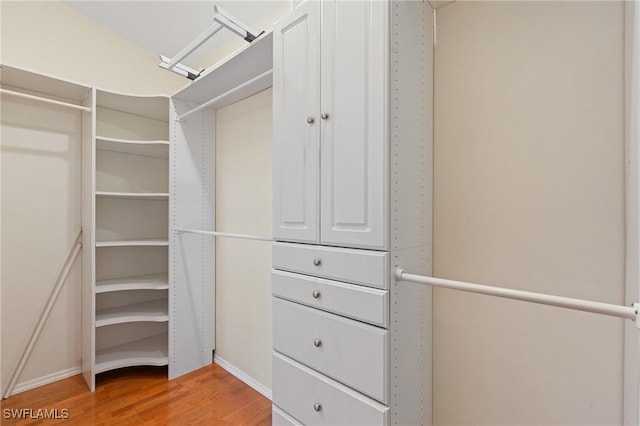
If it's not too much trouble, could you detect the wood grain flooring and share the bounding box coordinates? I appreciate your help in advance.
[0,364,271,425]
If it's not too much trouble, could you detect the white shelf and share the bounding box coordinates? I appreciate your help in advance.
[96,298,168,327]
[97,90,169,122]
[96,238,169,248]
[95,333,168,374]
[96,273,169,293]
[96,191,169,200]
[173,31,273,106]
[96,136,170,159]
[1,64,90,103]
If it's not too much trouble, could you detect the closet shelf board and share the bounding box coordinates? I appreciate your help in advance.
[1,64,90,103]
[96,136,170,159]
[95,333,168,374]
[95,298,168,327]
[96,89,169,122]
[95,238,169,248]
[95,191,169,200]
[173,31,273,106]
[96,273,169,293]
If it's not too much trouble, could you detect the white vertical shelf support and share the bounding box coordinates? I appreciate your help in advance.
[169,100,216,379]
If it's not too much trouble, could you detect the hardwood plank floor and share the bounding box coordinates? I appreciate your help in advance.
[1,364,271,425]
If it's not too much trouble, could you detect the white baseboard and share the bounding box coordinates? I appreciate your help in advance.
[5,366,82,397]
[213,355,272,401]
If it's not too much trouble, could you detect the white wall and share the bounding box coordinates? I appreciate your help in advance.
[0,1,184,394]
[1,94,83,394]
[214,88,273,392]
[433,1,625,424]
[0,1,186,95]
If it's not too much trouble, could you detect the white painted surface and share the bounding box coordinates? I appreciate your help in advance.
[272,270,388,327]
[433,2,625,424]
[319,0,387,250]
[272,2,320,244]
[272,242,388,289]
[273,298,389,403]
[81,88,96,391]
[272,352,389,426]
[86,90,171,385]
[214,88,273,391]
[169,99,216,379]
[271,1,433,424]
[272,405,303,426]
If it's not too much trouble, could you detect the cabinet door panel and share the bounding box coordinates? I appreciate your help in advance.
[273,1,320,243]
[320,0,388,250]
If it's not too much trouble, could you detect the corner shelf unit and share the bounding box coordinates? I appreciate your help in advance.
[82,88,171,391]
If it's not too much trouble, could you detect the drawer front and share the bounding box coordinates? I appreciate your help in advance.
[272,242,388,289]
[273,270,389,328]
[273,352,389,426]
[273,298,388,403]
[272,405,303,426]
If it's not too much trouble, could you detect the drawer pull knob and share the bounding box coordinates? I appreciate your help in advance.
[312,290,321,299]
[307,116,315,124]
[313,339,322,347]
[313,403,322,412]
[321,112,329,120]
[313,258,322,266]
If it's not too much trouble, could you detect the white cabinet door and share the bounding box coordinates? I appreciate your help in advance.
[273,1,321,244]
[320,0,388,250]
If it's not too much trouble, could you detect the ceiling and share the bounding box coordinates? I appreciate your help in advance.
[63,1,288,68]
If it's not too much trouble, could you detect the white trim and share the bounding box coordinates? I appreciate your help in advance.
[4,366,82,397]
[213,355,272,400]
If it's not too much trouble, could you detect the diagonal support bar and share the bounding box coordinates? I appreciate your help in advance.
[2,229,82,399]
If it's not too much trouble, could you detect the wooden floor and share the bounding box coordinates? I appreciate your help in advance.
[1,364,271,425]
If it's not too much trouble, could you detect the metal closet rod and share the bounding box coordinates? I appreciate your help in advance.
[395,269,640,326]
[0,88,91,112]
[175,227,272,242]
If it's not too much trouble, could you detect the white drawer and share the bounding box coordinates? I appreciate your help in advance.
[273,405,303,426]
[273,298,389,403]
[272,242,388,289]
[272,270,389,328]
[273,352,389,426]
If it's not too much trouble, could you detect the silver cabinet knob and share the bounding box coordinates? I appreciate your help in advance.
[320,112,329,120]
[313,403,322,412]
[312,290,321,299]
[313,339,322,347]
[307,116,315,124]
[313,258,322,266]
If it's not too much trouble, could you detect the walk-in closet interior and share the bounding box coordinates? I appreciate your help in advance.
[1,0,640,424]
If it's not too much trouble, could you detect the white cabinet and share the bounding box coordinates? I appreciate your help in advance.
[273,1,434,425]
[273,0,387,250]
[273,2,320,244]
